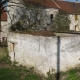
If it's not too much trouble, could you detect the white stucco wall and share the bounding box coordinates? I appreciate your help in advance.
[45,8,58,26]
[1,21,8,37]
[38,8,58,29]
[1,21,8,32]
[77,15,80,31]
[8,33,80,77]
[69,14,80,31]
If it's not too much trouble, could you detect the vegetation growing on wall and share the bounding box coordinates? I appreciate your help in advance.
[10,13,39,32]
[9,7,45,32]
[52,12,71,32]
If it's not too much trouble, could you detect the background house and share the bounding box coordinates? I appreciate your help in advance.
[1,10,7,38]
[7,0,80,31]
[23,0,80,31]
[56,1,80,31]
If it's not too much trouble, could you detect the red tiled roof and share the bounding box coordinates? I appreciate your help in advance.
[23,0,58,8]
[56,1,80,14]
[23,0,80,14]
[1,11,7,21]
[1,5,7,21]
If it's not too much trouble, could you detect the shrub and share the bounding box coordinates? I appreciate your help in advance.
[0,47,11,64]
[52,12,71,32]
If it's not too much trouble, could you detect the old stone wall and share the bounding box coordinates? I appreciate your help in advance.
[8,32,80,77]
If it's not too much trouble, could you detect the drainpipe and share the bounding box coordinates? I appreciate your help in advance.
[52,0,60,8]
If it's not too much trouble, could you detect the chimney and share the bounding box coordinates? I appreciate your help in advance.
[76,0,78,3]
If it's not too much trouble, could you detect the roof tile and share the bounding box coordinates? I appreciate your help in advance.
[23,0,80,14]
[1,12,7,21]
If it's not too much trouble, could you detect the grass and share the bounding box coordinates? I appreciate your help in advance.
[46,66,80,80]
[24,74,41,80]
[0,64,79,80]
[0,68,20,80]
[0,65,80,80]
[65,68,80,80]
[0,47,80,80]
[0,65,41,80]
[0,47,11,64]
[0,47,41,80]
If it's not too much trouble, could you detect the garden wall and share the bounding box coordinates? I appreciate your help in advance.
[8,32,80,77]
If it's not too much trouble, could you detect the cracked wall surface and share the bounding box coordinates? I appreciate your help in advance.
[8,32,80,77]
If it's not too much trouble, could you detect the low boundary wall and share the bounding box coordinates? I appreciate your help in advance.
[8,32,80,76]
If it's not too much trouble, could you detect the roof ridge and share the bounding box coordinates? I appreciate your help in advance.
[52,0,60,8]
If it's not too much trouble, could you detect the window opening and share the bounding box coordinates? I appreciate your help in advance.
[75,25,77,31]
[50,14,53,22]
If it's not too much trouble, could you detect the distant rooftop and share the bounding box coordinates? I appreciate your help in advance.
[23,0,80,14]
[1,6,7,21]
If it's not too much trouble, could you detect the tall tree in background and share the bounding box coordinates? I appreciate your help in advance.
[52,12,71,32]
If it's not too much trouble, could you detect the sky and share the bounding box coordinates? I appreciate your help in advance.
[65,0,80,2]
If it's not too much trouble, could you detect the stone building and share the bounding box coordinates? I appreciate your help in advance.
[7,0,80,31]
[1,8,7,39]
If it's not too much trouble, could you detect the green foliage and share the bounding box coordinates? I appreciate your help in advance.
[46,67,80,80]
[65,68,80,80]
[10,21,27,32]
[0,68,22,80]
[0,47,11,64]
[0,65,41,80]
[24,74,40,80]
[46,74,53,80]
[9,2,43,32]
[0,63,80,80]
[52,12,71,32]
[12,61,19,66]
[10,13,39,32]
[46,69,55,80]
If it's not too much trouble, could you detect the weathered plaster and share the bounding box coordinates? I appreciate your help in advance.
[8,33,80,77]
